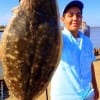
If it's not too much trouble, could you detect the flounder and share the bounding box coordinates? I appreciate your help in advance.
[0,0,61,100]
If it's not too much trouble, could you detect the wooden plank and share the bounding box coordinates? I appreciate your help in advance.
[94,56,100,100]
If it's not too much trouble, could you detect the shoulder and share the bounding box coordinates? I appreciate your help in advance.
[81,32,93,49]
[62,30,70,41]
[80,31,90,41]
[83,34,91,44]
[80,32,96,61]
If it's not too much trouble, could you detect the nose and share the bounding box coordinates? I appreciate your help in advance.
[73,14,78,20]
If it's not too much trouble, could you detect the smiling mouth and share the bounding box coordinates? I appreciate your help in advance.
[72,22,80,25]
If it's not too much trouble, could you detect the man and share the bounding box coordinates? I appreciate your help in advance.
[51,0,99,100]
[80,21,90,37]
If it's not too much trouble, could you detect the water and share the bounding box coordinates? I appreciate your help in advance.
[0,32,2,39]
[0,27,100,48]
[90,27,100,48]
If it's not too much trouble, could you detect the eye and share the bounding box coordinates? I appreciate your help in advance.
[76,13,82,18]
[67,12,82,18]
[67,13,73,17]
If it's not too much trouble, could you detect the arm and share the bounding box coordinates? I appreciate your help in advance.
[91,63,99,100]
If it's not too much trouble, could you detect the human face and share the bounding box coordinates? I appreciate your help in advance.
[61,7,82,37]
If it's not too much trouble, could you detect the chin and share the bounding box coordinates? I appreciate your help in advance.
[71,27,79,31]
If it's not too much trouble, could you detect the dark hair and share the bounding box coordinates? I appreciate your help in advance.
[63,0,84,16]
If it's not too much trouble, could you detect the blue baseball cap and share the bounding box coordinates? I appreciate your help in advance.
[63,0,84,16]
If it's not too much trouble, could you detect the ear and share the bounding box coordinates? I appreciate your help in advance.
[60,16,64,23]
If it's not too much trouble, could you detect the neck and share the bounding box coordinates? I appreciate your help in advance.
[70,30,79,38]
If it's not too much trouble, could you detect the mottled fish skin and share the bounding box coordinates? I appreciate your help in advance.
[1,0,61,100]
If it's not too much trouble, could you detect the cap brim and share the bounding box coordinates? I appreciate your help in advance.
[63,1,84,16]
